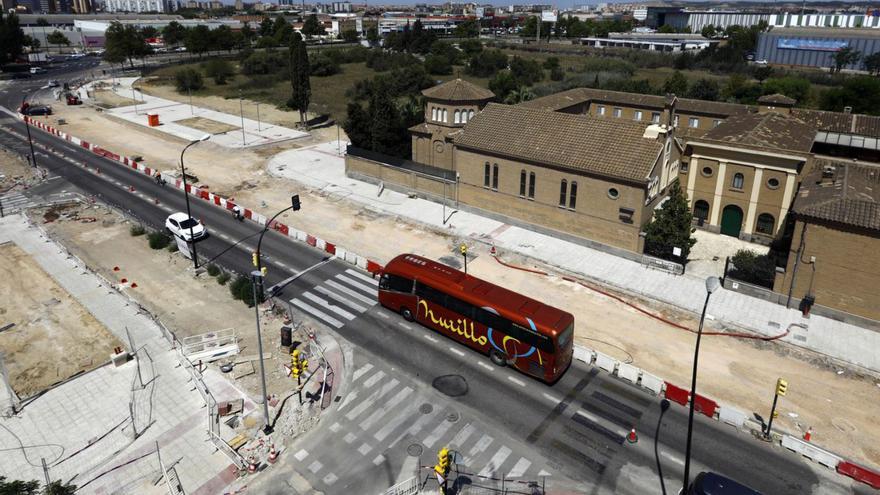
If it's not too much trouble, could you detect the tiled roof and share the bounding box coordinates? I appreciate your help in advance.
[422,79,495,102]
[792,109,880,138]
[453,103,663,183]
[700,112,817,153]
[520,87,755,117]
[758,93,797,106]
[793,159,880,231]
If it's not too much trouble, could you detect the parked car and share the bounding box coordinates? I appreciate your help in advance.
[29,66,47,74]
[165,212,207,241]
[47,79,60,87]
[21,104,52,116]
[687,472,763,495]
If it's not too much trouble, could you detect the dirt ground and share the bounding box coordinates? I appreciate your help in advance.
[0,242,122,398]
[0,147,39,192]
[176,116,240,135]
[89,88,138,109]
[39,206,305,401]
[37,81,880,468]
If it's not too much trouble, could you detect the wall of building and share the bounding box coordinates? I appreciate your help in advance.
[775,220,880,321]
[769,13,880,29]
[412,131,454,171]
[346,154,453,199]
[454,148,650,252]
[683,145,800,240]
[756,31,880,70]
[582,102,723,136]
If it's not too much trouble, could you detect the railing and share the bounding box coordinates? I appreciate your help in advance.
[383,476,419,495]
[346,145,457,182]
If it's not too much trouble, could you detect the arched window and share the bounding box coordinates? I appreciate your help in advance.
[461,110,467,123]
[431,107,437,121]
[492,164,499,190]
[756,213,775,235]
[694,200,710,222]
[454,110,461,124]
[519,169,527,197]
[442,109,447,122]
[732,173,745,189]
[484,162,490,187]
[528,172,536,198]
[468,110,475,120]
[569,181,578,209]
[559,180,567,207]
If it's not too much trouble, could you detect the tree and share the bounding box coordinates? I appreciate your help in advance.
[700,24,716,38]
[728,249,776,288]
[103,21,151,68]
[542,56,560,70]
[258,17,274,37]
[310,53,340,76]
[212,25,235,52]
[185,25,212,58]
[459,38,482,56]
[489,70,519,102]
[643,182,696,262]
[301,14,324,38]
[408,19,435,54]
[36,17,49,26]
[341,29,358,43]
[831,46,861,74]
[862,51,880,75]
[762,76,811,105]
[240,22,255,44]
[203,59,233,84]
[23,34,40,51]
[467,49,508,77]
[343,101,371,148]
[272,17,292,45]
[162,21,186,46]
[140,26,158,39]
[288,32,311,127]
[455,19,479,38]
[509,55,544,86]
[424,53,452,75]
[504,86,534,104]
[688,78,719,101]
[43,481,77,495]
[662,70,688,96]
[0,476,39,495]
[752,65,773,82]
[175,67,204,92]
[366,26,379,45]
[673,51,695,70]
[46,30,70,53]
[0,13,26,65]
[819,76,880,115]
[369,79,402,156]
[549,65,564,81]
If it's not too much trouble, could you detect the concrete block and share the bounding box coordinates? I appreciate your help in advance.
[781,435,841,469]
[639,371,663,395]
[356,256,368,270]
[616,362,639,383]
[594,351,616,373]
[111,351,129,367]
[718,405,748,428]
[336,247,347,260]
[573,345,594,364]
[294,230,307,242]
[316,239,326,250]
[344,251,358,265]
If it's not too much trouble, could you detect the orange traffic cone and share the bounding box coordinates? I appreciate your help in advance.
[627,427,638,444]
[803,427,812,442]
[490,245,497,256]
[247,457,258,474]
[267,444,278,464]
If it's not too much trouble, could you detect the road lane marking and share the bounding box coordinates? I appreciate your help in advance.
[449,347,465,357]
[542,392,561,403]
[423,334,438,343]
[398,322,413,330]
[294,449,308,461]
[662,451,685,466]
[508,457,532,478]
[376,312,390,319]
[507,376,526,387]
[477,361,494,371]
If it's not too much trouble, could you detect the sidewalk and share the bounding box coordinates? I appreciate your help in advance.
[268,142,880,373]
[80,78,308,148]
[0,214,235,494]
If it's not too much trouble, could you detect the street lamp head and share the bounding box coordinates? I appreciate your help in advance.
[705,276,721,294]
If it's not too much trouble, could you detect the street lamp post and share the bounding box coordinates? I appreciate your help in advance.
[682,276,721,491]
[179,134,211,270]
[21,96,38,168]
[239,90,246,146]
[251,194,301,435]
[256,102,261,132]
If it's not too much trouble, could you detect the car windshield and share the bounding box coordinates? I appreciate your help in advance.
[179,218,199,229]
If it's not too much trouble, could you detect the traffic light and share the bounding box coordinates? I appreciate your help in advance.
[459,244,467,256]
[291,194,301,211]
[291,349,301,378]
[435,447,450,476]
[252,252,259,267]
[776,378,788,397]
[260,266,268,277]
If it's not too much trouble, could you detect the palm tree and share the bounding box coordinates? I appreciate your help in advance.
[504,86,534,104]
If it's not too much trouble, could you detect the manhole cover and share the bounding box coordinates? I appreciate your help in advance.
[433,375,469,397]
[446,411,460,423]
[419,403,433,414]
[407,443,424,457]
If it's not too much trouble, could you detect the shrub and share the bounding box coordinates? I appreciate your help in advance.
[229,274,248,300]
[467,49,508,77]
[240,51,286,75]
[147,232,171,249]
[203,59,234,85]
[207,263,221,276]
[728,249,776,288]
[217,272,231,285]
[310,53,340,77]
[549,65,565,82]
[130,224,145,236]
[175,68,204,92]
[424,53,453,75]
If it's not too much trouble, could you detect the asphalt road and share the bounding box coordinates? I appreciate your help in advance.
[0,64,871,495]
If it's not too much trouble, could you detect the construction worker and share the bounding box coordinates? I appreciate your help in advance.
[155,171,166,187]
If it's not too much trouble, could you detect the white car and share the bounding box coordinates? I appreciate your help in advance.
[165,212,207,241]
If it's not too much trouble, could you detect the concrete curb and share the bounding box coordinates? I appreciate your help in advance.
[572,342,880,489]
[20,115,386,279]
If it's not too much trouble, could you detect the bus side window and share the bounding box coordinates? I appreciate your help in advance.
[381,274,414,293]
[446,296,475,320]
[416,282,447,306]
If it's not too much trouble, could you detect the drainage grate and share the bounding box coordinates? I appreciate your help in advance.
[419,403,433,414]
[446,411,460,423]
[407,443,424,457]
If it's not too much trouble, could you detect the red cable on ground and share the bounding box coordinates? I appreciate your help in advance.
[492,254,793,342]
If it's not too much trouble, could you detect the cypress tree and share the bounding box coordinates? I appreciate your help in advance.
[369,79,401,156]
[643,181,697,262]
[288,32,311,128]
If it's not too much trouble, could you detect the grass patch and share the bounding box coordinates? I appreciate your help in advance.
[147,231,171,249]
[130,224,146,236]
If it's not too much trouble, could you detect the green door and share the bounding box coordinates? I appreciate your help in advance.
[720,205,744,237]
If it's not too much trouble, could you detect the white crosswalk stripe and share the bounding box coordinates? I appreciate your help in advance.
[287,269,378,330]
[345,378,399,421]
[358,386,413,431]
[507,457,532,478]
[0,192,33,212]
[422,418,455,449]
[478,446,512,478]
[373,400,422,442]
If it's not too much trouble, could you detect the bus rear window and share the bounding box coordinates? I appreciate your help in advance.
[558,323,573,349]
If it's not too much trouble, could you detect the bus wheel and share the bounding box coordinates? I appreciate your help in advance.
[489,350,506,367]
[400,307,414,322]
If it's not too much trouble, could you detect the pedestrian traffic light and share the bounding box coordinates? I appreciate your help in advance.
[459,244,467,256]
[261,266,268,277]
[252,252,259,267]
[291,194,301,211]
[435,447,450,476]
[776,378,788,397]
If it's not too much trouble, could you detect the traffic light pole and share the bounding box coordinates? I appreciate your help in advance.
[251,270,273,435]
[765,392,780,439]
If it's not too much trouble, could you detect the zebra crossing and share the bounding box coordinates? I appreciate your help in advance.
[292,360,553,493]
[290,268,378,329]
[0,191,34,214]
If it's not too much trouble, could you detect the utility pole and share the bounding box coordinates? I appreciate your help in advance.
[256,102,261,132]
[239,90,246,146]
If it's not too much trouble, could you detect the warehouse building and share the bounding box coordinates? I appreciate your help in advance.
[755,28,880,70]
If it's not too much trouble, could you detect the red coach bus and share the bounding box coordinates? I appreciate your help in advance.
[378,254,574,383]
